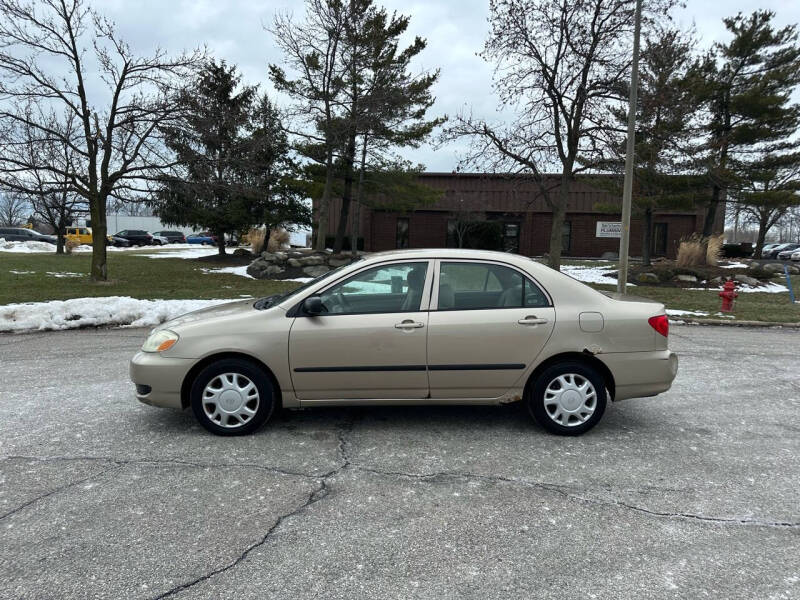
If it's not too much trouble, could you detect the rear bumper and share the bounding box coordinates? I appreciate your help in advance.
[129,351,195,409]
[598,350,678,401]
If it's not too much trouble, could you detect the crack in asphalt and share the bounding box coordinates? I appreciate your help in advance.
[0,463,124,521]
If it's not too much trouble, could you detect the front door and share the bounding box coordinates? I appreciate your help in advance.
[426,260,555,399]
[289,260,432,400]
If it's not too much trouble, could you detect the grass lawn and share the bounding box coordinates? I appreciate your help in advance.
[2,251,798,323]
[0,252,298,305]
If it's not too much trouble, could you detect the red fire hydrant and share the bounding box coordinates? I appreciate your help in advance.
[719,279,738,313]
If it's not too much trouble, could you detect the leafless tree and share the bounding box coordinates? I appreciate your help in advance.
[0,0,202,279]
[447,206,485,249]
[443,0,671,270]
[0,190,27,226]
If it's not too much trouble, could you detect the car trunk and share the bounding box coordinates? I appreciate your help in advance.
[600,291,668,352]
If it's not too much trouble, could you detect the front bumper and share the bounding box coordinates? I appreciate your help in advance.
[129,351,196,409]
[598,350,678,401]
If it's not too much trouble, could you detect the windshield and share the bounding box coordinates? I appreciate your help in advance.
[257,259,362,309]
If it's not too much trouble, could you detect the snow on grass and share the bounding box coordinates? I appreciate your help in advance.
[719,262,749,269]
[45,272,83,278]
[0,296,238,332]
[688,282,789,294]
[666,309,709,317]
[199,265,253,279]
[9,270,35,275]
[0,239,56,253]
[138,248,218,259]
[560,264,636,286]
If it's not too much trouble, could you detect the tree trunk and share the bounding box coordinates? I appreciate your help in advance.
[754,219,768,260]
[216,230,226,256]
[315,148,334,251]
[703,184,724,238]
[333,132,357,253]
[89,194,108,281]
[641,206,653,267]
[56,233,65,255]
[546,175,569,270]
[351,135,368,258]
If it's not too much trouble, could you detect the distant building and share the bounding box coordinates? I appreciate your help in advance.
[318,172,722,259]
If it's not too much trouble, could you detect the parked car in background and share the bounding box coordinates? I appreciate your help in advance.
[150,233,169,246]
[765,243,798,259]
[113,230,153,246]
[721,242,753,258]
[791,249,800,262]
[186,231,217,245]
[776,244,800,260]
[151,230,186,244]
[761,243,781,256]
[131,248,679,437]
[107,235,131,247]
[0,227,56,244]
[64,226,92,245]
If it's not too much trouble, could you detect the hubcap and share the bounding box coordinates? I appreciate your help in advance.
[202,372,260,428]
[543,373,597,427]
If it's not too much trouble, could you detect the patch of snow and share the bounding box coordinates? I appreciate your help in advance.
[139,248,217,259]
[0,296,237,332]
[719,262,749,269]
[713,312,736,319]
[688,283,789,294]
[9,270,35,275]
[46,271,83,278]
[666,309,709,317]
[0,239,56,253]
[560,264,636,286]
[283,277,313,283]
[199,265,253,279]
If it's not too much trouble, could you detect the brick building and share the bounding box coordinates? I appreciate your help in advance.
[320,172,722,258]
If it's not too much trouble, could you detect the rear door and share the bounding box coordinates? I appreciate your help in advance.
[289,260,432,400]
[426,259,555,399]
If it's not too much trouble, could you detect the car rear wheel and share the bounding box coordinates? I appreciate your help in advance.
[527,362,607,436]
[190,359,275,436]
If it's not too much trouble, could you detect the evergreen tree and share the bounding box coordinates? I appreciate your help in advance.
[697,11,800,238]
[157,61,305,254]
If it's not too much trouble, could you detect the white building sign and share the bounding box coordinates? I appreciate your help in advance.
[596,221,622,238]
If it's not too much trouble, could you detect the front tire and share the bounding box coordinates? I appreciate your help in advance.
[527,362,607,436]
[190,359,275,436]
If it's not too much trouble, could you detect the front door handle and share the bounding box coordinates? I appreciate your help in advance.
[518,316,548,325]
[395,320,425,329]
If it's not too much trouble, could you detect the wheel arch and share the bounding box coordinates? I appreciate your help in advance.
[525,351,615,401]
[181,352,283,410]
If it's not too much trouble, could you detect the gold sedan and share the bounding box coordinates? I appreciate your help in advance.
[131,249,678,436]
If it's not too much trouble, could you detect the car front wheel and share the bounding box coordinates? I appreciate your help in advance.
[190,359,275,436]
[527,362,607,435]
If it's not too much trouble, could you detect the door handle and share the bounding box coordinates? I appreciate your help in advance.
[395,320,424,329]
[518,316,548,325]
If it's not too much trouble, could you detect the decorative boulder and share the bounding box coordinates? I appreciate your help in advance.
[259,252,278,262]
[734,274,759,286]
[287,258,302,268]
[328,257,353,267]
[674,274,697,283]
[298,255,325,266]
[600,251,619,260]
[636,272,659,283]
[763,263,785,273]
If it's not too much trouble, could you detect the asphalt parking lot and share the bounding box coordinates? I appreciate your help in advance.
[1,325,798,599]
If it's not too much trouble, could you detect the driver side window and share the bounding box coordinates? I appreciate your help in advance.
[319,262,429,314]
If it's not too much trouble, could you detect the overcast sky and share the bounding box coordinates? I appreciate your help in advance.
[100,0,800,172]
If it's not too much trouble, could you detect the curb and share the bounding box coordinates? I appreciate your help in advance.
[673,318,800,328]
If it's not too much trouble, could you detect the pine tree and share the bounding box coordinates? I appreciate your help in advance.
[697,11,800,238]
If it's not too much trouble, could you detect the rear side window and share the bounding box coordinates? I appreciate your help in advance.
[437,262,549,310]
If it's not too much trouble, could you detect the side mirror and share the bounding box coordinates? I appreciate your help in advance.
[303,295,325,315]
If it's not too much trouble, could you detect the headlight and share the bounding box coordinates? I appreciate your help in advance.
[142,329,179,353]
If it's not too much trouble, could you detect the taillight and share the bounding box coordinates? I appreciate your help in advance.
[648,314,669,337]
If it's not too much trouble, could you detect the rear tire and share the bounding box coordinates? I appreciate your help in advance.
[527,361,607,436]
[190,359,275,436]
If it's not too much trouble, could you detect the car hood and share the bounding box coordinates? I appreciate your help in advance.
[159,299,257,330]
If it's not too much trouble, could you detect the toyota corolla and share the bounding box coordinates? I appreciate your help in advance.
[130,249,678,436]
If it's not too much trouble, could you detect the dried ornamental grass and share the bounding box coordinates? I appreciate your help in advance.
[676,235,705,267]
[247,228,266,254]
[706,234,723,266]
[267,228,290,252]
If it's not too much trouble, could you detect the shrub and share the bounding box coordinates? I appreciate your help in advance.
[64,238,80,254]
[706,234,723,266]
[676,235,705,267]
[267,228,290,252]
[247,228,266,254]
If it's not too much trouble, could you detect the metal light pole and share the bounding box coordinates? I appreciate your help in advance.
[617,0,643,294]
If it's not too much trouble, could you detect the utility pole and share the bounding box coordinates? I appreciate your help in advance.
[617,0,643,294]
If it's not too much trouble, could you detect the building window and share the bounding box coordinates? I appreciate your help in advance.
[653,223,667,256]
[502,222,521,253]
[562,221,571,254]
[396,217,409,249]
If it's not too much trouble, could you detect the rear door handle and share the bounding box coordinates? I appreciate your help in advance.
[395,320,424,329]
[518,316,548,325]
